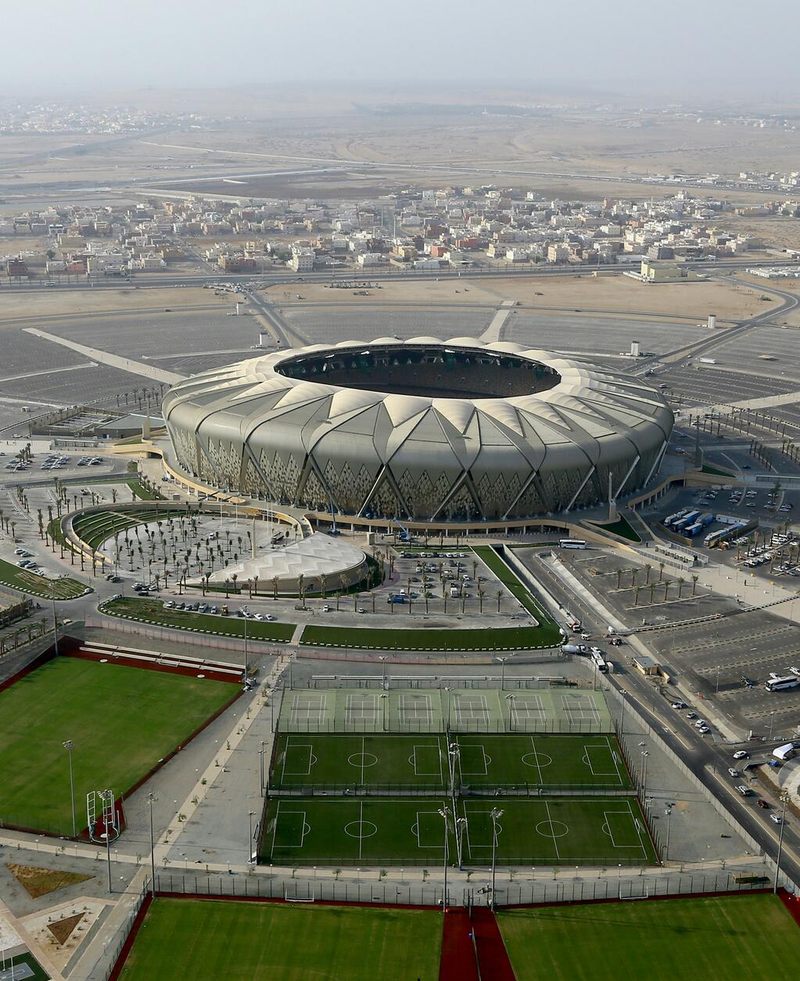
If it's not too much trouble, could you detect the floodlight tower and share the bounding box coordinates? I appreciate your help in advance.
[490,807,504,910]
[437,807,450,913]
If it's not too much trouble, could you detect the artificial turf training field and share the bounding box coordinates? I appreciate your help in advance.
[118,898,441,981]
[498,894,800,980]
[270,733,631,791]
[0,657,236,835]
[261,796,656,866]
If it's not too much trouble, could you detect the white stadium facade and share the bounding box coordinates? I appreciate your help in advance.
[163,338,673,526]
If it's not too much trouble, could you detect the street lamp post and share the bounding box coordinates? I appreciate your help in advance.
[773,793,790,894]
[243,611,248,680]
[768,711,776,742]
[505,693,515,732]
[664,805,672,862]
[496,656,508,691]
[259,741,266,795]
[490,807,504,910]
[248,810,256,864]
[63,740,76,837]
[715,664,721,694]
[640,749,649,802]
[147,792,156,895]
[378,655,387,690]
[380,693,388,731]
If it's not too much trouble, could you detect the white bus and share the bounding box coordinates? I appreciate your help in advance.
[590,649,609,673]
[773,743,796,761]
[559,539,587,550]
[765,675,800,692]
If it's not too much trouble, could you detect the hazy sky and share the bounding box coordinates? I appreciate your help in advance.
[3,0,797,103]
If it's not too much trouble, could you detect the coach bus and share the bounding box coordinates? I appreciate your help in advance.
[590,649,610,673]
[559,539,587,550]
[765,675,800,692]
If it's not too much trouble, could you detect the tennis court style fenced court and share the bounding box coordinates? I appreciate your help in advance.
[277,686,613,734]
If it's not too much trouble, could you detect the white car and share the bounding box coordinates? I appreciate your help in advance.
[733,751,749,760]
[770,813,783,824]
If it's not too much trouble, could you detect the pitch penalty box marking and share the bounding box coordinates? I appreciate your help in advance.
[412,808,449,849]
[272,802,310,850]
[581,739,624,782]
[457,743,491,777]
[282,738,316,777]
[410,743,444,778]
[601,806,648,852]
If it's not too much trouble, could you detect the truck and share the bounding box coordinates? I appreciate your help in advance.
[561,643,588,655]
[772,743,796,762]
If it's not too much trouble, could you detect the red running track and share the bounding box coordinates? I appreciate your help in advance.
[439,908,515,981]
[472,908,516,981]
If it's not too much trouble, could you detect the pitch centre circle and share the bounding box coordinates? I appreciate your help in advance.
[535,819,569,839]
[348,752,378,768]
[522,752,552,768]
[344,820,378,839]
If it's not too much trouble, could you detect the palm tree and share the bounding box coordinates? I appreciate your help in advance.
[231,573,239,595]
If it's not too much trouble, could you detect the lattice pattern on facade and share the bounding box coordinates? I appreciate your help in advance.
[261,450,303,503]
[367,477,404,518]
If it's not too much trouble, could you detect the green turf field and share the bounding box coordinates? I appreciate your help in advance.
[0,657,236,835]
[299,621,557,651]
[269,733,631,792]
[260,795,655,866]
[100,597,295,643]
[498,894,800,980]
[119,898,441,981]
[0,556,89,599]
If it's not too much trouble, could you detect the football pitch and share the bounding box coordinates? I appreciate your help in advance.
[260,796,655,866]
[0,656,237,836]
[118,898,441,981]
[269,733,631,791]
[498,894,800,980]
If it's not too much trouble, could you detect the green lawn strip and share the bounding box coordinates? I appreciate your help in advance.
[471,546,559,630]
[299,622,551,651]
[587,516,642,543]
[261,795,655,866]
[119,899,441,981]
[0,657,235,835]
[125,478,164,500]
[99,597,295,643]
[498,894,800,981]
[270,733,631,792]
[0,556,89,599]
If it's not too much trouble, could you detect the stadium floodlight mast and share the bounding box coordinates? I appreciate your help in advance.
[63,740,76,837]
[447,743,460,797]
[378,655,387,690]
[490,808,504,910]
[773,792,790,894]
[437,808,450,913]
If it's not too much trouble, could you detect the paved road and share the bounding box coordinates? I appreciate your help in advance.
[526,551,800,888]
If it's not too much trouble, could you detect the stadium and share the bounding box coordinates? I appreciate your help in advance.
[163,338,673,525]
